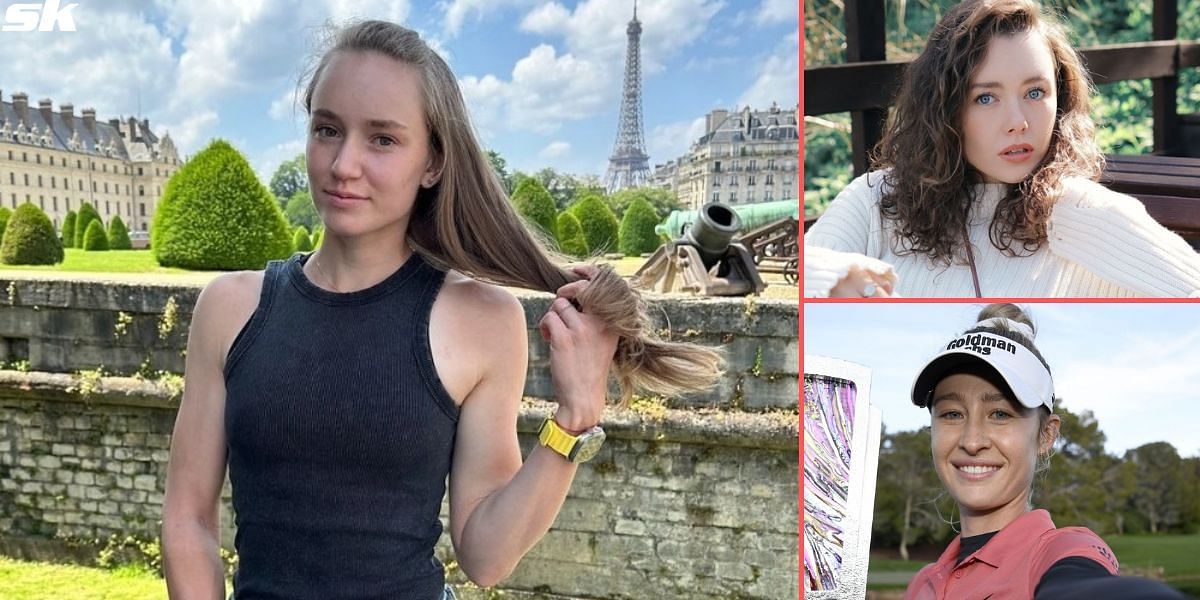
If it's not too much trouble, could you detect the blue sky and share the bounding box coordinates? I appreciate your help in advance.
[805,303,1200,458]
[1,0,798,185]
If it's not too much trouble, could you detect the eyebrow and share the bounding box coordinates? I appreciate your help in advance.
[970,76,1052,90]
[930,391,1013,406]
[311,108,408,131]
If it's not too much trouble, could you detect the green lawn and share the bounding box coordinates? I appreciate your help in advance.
[868,534,1200,595]
[0,249,189,274]
[0,557,167,599]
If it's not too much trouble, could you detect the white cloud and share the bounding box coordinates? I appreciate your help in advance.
[268,86,304,122]
[441,0,532,37]
[538,140,571,159]
[647,117,705,166]
[738,30,799,109]
[159,109,220,156]
[461,0,723,138]
[754,0,797,25]
[519,1,570,33]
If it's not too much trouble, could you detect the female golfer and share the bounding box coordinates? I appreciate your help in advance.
[804,0,1200,297]
[905,304,1184,599]
[160,20,721,600]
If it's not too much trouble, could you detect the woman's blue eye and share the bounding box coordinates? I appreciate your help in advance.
[375,136,396,147]
[313,125,337,137]
[975,93,996,106]
[940,410,963,420]
[1027,88,1045,100]
[990,410,1012,420]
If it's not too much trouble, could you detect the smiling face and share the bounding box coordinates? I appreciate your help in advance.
[960,30,1058,184]
[306,51,440,239]
[930,371,1058,536]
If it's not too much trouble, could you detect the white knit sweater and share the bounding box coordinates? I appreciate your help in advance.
[805,171,1200,297]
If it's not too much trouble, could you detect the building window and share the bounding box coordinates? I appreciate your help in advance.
[104,182,109,194]
[103,163,107,173]
[92,181,97,192]
[8,173,12,185]
[714,161,721,173]
[749,160,757,171]
[39,196,44,210]
[728,192,736,202]
[77,160,82,169]
[37,175,42,187]
[22,152,27,162]
[729,175,737,186]
[125,185,130,195]
[140,204,146,217]
[139,186,144,196]
[765,174,774,185]
[712,191,719,202]
[50,177,56,189]
[747,175,756,186]
[138,167,143,176]
[732,160,739,171]
[105,201,110,215]
[23,174,29,186]
[766,190,774,200]
[36,154,41,164]
[66,198,71,211]
[53,197,57,211]
[767,158,775,170]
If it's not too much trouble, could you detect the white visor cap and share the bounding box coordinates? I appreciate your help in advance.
[911,331,1054,412]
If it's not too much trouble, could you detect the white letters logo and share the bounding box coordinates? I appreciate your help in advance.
[2,0,79,32]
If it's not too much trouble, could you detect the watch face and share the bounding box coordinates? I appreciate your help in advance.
[570,429,606,463]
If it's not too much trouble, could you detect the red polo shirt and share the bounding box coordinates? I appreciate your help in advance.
[903,509,1119,600]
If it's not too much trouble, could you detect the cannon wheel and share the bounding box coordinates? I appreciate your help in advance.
[784,258,799,285]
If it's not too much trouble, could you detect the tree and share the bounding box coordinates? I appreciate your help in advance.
[1034,404,1114,532]
[569,193,620,254]
[269,153,308,209]
[107,215,132,250]
[608,187,683,219]
[284,190,320,230]
[486,149,512,193]
[0,207,11,245]
[511,178,558,243]
[82,220,109,251]
[1124,442,1186,534]
[0,203,63,265]
[61,210,77,248]
[153,139,292,270]
[618,197,661,256]
[515,168,603,211]
[293,226,313,252]
[555,212,588,258]
[74,202,102,249]
[872,427,951,560]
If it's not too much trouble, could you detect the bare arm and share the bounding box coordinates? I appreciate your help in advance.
[442,275,617,586]
[162,273,260,599]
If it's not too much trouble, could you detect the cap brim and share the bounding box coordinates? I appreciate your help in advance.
[911,349,1041,410]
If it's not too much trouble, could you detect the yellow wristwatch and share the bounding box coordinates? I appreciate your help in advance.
[537,416,606,463]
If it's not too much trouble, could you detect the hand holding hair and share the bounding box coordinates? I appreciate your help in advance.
[538,270,620,432]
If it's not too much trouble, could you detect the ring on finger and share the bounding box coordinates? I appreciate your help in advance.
[862,282,877,297]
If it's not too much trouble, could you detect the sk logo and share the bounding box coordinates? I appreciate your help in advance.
[2,0,79,32]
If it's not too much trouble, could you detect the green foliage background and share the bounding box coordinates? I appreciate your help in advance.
[569,194,620,255]
[61,210,77,248]
[82,220,109,251]
[511,178,559,244]
[555,212,589,258]
[107,216,132,251]
[153,140,292,270]
[1,203,64,265]
[618,198,662,256]
[803,0,1200,217]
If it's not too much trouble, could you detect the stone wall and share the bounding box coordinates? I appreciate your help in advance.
[0,372,798,599]
[0,275,797,410]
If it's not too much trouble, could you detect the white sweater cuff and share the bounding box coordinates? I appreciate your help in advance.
[804,245,896,298]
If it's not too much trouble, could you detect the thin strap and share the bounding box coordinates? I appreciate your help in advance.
[963,220,982,298]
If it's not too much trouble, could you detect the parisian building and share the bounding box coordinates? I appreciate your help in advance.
[0,89,180,234]
[651,103,800,210]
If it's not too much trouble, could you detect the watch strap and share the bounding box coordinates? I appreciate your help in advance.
[538,416,578,459]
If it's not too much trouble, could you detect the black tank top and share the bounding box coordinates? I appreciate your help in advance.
[224,252,458,600]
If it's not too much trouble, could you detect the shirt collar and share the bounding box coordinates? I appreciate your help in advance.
[968,509,1057,568]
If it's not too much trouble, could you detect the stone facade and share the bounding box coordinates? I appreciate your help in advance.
[0,373,798,599]
[651,104,800,210]
[0,89,180,233]
[0,276,798,410]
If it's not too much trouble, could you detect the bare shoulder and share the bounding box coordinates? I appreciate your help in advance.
[193,271,266,361]
[437,271,526,329]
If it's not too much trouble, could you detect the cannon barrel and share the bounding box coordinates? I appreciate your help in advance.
[655,199,798,239]
[685,203,742,269]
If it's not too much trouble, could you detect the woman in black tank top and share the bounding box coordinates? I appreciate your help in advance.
[161,20,723,600]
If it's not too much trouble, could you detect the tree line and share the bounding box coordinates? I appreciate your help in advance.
[873,402,1200,560]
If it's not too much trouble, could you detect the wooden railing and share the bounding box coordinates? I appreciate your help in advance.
[804,0,1200,173]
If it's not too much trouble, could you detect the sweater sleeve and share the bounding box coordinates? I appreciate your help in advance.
[1047,179,1200,297]
[804,171,897,297]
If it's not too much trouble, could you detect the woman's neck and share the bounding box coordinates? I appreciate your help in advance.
[959,495,1031,538]
[306,230,413,293]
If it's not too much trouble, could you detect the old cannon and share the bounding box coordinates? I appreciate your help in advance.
[632,203,766,296]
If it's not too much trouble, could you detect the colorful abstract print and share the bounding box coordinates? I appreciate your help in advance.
[803,375,856,591]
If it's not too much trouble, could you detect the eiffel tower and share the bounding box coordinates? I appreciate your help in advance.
[604,0,651,193]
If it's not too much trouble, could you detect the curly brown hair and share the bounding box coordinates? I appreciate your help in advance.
[873,0,1103,265]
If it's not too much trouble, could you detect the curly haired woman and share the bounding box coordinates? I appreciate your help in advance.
[804,0,1200,298]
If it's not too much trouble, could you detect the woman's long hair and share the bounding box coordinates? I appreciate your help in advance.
[302,20,723,403]
[874,0,1103,266]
